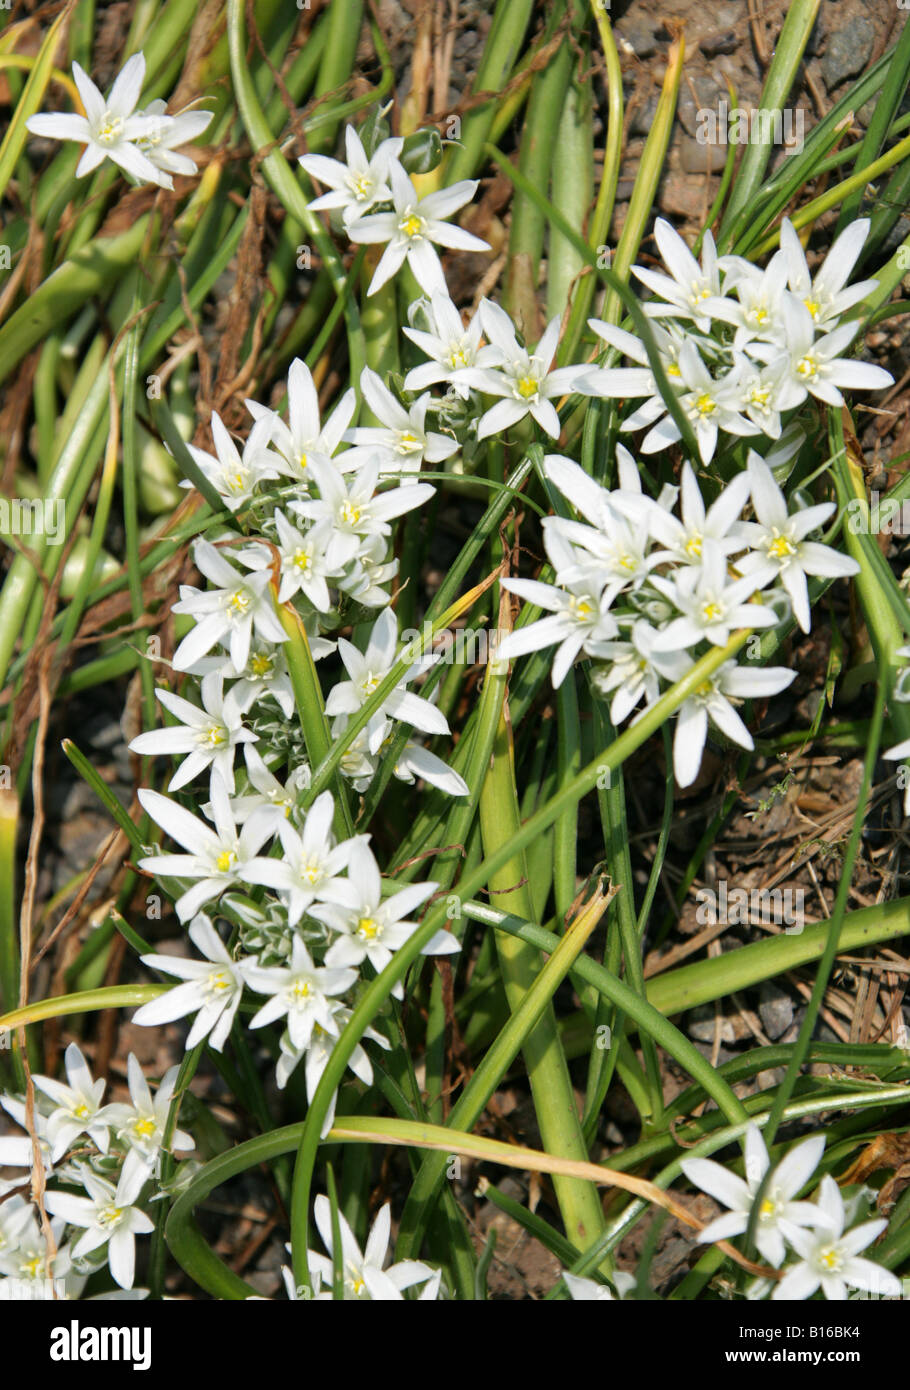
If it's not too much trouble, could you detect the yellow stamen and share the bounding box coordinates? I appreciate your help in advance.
[767,534,796,560]
[97,116,124,145]
[349,172,373,200]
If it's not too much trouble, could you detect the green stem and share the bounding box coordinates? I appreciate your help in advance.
[477,676,608,1258]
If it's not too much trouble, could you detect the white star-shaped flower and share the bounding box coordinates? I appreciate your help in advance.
[136,775,274,922]
[736,453,859,633]
[133,913,247,1051]
[681,1124,827,1268]
[348,161,490,296]
[26,53,170,187]
[305,1197,440,1300]
[300,123,404,229]
[773,1176,901,1301]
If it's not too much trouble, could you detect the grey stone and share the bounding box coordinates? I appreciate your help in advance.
[822,18,876,90]
[659,172,708,220]
[701,31,738,58]
[759,984,794,1041]
[856,98,877,128]
[617,17,658,59]
[712,2,742,25]
[804,10,828,59]
[679,134,728,174]
[677,76,729,138]
[629,94,660,137]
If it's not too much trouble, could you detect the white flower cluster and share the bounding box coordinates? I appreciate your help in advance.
[561,1125,901,1302]
[0,1044,191,1294]
[9,68,900,1306]
[496,445,859,786]
[254,1197,442,1301]
[26,53,212,190]
[681,1125,901,1302]
[578,217,892,463]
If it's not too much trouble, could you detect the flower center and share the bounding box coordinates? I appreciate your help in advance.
[796,354,818,380]
[693,393,717,417]
[569,595,594,622]
[293,548,312,573]
[448,344,470,369]
[98,1205,123,1230]
[400,212,425,240]
[817,1245,844,1274]
[360,672,381,696]
[228,589,251,615]
[357,916,381,940]
[133,1117,157,1139]
[767,533,796,560]
[348,171,373,200]
[201,724,227,747]
[514,374,539,401]
[701,600,724,623]
[758,1187,786,1223]
[396,430,423,455]
[72,1101,91,1119]
[208,968,233,993]
[685,534,703,558]
[665,361,682,378]
[291,979,312,1001]
[340,500,362,526]
[249,652,273,679]
[804,298,820,320]
[215,849,237,874]
[226,469,250,495]
[97,114,124,145]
